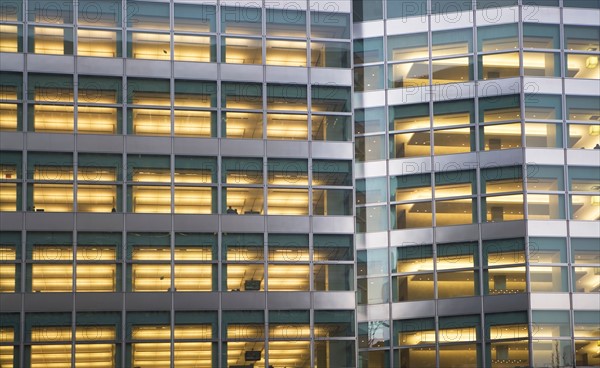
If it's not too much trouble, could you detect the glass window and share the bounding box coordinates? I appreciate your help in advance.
[312,115,351,141]
[266,8,306,37]
[0,72,23,131]
[524,52,560,77]
[78,29,121,58]
[221,6,261,35]
[563,0,600,8]
[355,107,386,135]
[312,41,350,68]
[0,0,22,21]
[359,321,390,349]
[311,11,349,39]
[174,34,215,62]
[570,194,600,221]
[127,1,169,30]
[222,82,262,110]
[28,25,73,55]
[574,311,600,367]
[314,234,353,261]
[387,0,427,19]
[26,313,73,368]
[571,238,600,264]
[27,233,73,292]
[27,152,74,212]
[388,61,429,88]
[431,0,472,13]
[28,74,74,133]
[432,29,472,58]
[354,37,384,64]
[0,24,22,53]
[390,129,432,159]
[267,189,309,215]
[267,84,307,111]
[565,26,600,52]
[393,273,434,302]
[354,0,383,21]
[357,177,387,205]
[0,153,21,211]
[76,233,121,292]
[480,52,519,79]
[358,248,388,277]
[523,23,560,49]
[478,24,518,52]
[388,33,428,62]
[356,205,388,233]
[222,158,263,185]
[311,86,350,112]
[78,0,121,27]
[223,111,263,139]
[566,53,600,79]
[0,232,20,293]
[221,36,262,64]
[266,40,307,67]
[174,3,215,33]
[355,65,385,92]
[28,0,72,24]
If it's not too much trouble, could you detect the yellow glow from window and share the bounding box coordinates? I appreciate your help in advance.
[33,183,74,212]
[75,327,116,341]
[224,111,263,139]
[32,264,73,292]
[0,25,18,53]
[439,327,477,343]
[267,113,308,140]
[227,325,265,340]
[131,186,171,213]
[75,343,115,368]
[31,327,72,342]
[224,37,262,65]
[133,326,171,340]
[77,185,117,213]
[34,167,73,181]
[0,103,18,131]
[269,325,311,339]
[131,32,170,60]
[34,26,65,55]
[173,110,213,137]
[490,324,529,340]
[77,29,117,58]
[399,329,436,346]
[131,108,171,136]
[267,189,309,215]
[76,264,117,292]
[266,40,307,67]
[33,105,74,133]
[174,325,212,340]
[0,183,17,212]
[174,35,212,62]
[0,263,15,292]
[31,344,72,367]
[77,106,118,134]
[173,169,212,184]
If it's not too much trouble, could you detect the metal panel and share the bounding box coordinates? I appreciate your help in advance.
[221,139,264,157]
[572,294,600,311]
[77,135,124,153]
[173,138,219,156]
[311,68,352,86]
[75,293,123,311]
[312,142,353,159]
[565,78,600,96]
[527,221,567,237]
[266,0,307,10]
[386,17,428,37]
[0,213,23,231]
[430,11,474,32]
[313,291,355,309]
[25,213,75,231]
[563,7,600,26]
[125,214,172,232]
[354,90,386,109]
[390,228,434,247]
[266,140,309,157]
[356,231,388,250]
[530,293,571,310]
[388,87,431,106]
[352,20,384,39]
[525,149,564,166]
[174,292,220,310]
[266,66,308,84]
[126,136,171,154]
[391,300,436,319]
[0,53,24,72]
[77,57,124,77]
[523,77,562,95]
[221,292,266,310]
[435,224,479,244]
[220,64,263,83]
[310,0,350,13]
[430,81,475,102]
[479,149,524,167]
[173,215,219,232]
[477,78,520,98]
[267,216,310,233]
[357,304,390,323]
[476,6,519,26]
[222,215,266,232]
[174,62,218,81]
[0,294,21,313]
[125,293,172,311]
[312,216,354,234]
[569,221,600,238]
[437,297,481,316]
[0,132,23,151]
[389,157,432,176]
[356,160,388,179]
[268,292,310,309]
[483,294,529,313]
[27,54,74,74]
[77,213,124,232]
[567,149,600,167]
[27,133,75,152]
[434,152,477,172]
[481,220,526,240]
[125,59,170,78]
[24,293,73,312]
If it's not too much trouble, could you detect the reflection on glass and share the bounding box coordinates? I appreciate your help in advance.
[433,128,474,155]
[224,187,263,215]
[530,266,568,292]
[481,123,522,150]
[222,37,262,64]
[572,267,600,292]
[358,277,389,304]
[483,194,524,222]
[527,194,565,220]
[437,271,477,298]
[223,112,263,139]
[566,54,600,79]
[525,123,562,148]
[436,199,476,226]
[0,25,20,53]
[174,35,213,62]
[570,195,600,221]
[266,40,307,67]
[392,202,433,229]
[480,53,519,79]
[395,274,434,301]
[356,205,388,233]
[356,135,386,162]
[389,62,429,88]
[390,132,431,158]
[312,115,351,141]
[78,29,119,57]
[312,41,350,68]
[129,32,170,60]
[486,267,526,294]
[431,57,472,84]
[523,52,559,77]
[532,340,573,368]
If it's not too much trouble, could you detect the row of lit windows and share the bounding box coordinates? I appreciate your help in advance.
[0,232,353,293]
[356,165,600,231]
[0,74,352,140]
[357,238,599,304]
[355,95,600,161]
[0,310,355,368]
[354,0,600,22]
[358,310,599,368]
[1,1,350,38]
[0,153,353,214]
[353,24,599,90]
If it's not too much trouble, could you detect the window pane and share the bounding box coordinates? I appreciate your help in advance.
[392,202,433,229]
[127,1,169,30]
[311,11,349,39]
[267,113,307,140]
[388,33,428,62]
[355,65,384,92]
[221,6,261,35]
[354,37,384,64]
[266,8,306,37]
[565,25,600,52]
[312,115,351,141]
[356,107,386,135]
[266,40,307,67]
[356,205,388,233]
[432,29,472,57]
[566,53,600,79]
[223,188,263,215]
[393,274,434,301]
[388,0,427,19]
[389,61,429,88]
[480,52,519,79]
[174,35,214,63]
[478,24,518,52]
[174,4,215,33]
[78,29,120,58]
[311,41,350,68]
[222,37,262,65]
[354,0,383,21]
[523,23,560,49]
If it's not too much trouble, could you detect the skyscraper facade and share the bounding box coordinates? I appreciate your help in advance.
[0,1,598,368]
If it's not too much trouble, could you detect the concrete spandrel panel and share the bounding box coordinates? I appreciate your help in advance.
[266,66,308,84]
[353,20,384,39]
[311,68,352,86]
[527,221,567,237]
[266,140,309,158]
[435,224,479,244]
[569,221,600,238]
[354,90,386,109]
[0,294,21,313]
[356,231,388,250]
[481,220,526,240]
[390,228,434,247]
[525,148,565,166]
[572,294,600,311]
[357,303,390,323]
[567,149,600,167]
[389,156,432,177]
[0,213,23,231]
[479,148,524,167]
[356,160,388,179]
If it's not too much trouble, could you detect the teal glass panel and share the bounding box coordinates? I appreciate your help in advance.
[354,37,384,64]
[353,0,383,21]
[387,0,427,19]
[313,234,353,261]
[266,8,306,37]
[478,23,518,52]
[356,205,388,232]
[221,6,261,35]
[356,177,387,205]
[358,248,388,276]
[524,23,560,49]
[355,107,386,135]
[78,0,121,27]
[127,1,169,30]
[174,3,215,32]
[311,11,349,39]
